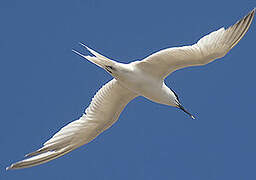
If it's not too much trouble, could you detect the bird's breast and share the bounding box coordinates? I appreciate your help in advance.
[116,70,170,105]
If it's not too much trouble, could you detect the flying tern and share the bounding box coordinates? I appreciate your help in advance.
[7,8,255,170]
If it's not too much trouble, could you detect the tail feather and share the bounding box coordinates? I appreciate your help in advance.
[72,43,116,69]
[79,42,109,61]
[72,49,106,68]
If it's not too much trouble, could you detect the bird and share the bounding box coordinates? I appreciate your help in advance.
[7,8,255,170]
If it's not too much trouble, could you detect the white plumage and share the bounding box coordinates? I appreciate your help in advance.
[7,8,255,170]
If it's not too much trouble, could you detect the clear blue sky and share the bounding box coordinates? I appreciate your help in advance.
[1,0,255,179]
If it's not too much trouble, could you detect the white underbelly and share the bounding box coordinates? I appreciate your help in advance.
[117,75,169,105]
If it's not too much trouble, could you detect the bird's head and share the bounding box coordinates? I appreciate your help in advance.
[171,89,195,120]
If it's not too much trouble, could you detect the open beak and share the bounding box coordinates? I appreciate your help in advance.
[178,104,195,120]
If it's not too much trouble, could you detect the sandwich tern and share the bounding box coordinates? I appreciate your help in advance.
[7,8,255,170]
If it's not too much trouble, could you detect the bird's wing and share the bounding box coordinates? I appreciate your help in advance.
[7,79,137,170]
[135,9,255,79]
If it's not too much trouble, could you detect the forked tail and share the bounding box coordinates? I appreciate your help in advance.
[72,43,116,69]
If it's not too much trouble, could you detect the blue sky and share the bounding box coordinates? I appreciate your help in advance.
[1,0,255,179]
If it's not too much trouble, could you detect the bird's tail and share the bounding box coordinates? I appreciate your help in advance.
[6,146,75,170]
[72,43,116,69]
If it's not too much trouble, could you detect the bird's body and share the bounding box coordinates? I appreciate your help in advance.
[108,62,176,106]
[7,8,255,170]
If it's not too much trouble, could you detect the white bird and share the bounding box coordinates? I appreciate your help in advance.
[7,9,255,170]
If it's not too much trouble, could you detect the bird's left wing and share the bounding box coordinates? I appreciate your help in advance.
[135,9,255,79]
[7,79,137,170]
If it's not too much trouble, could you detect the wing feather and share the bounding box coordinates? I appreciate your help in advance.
[7,79,137,170]
[135,9,255,79]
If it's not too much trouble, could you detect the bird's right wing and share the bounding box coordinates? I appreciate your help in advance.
[7,79,137,170]
[135,9,255,79]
